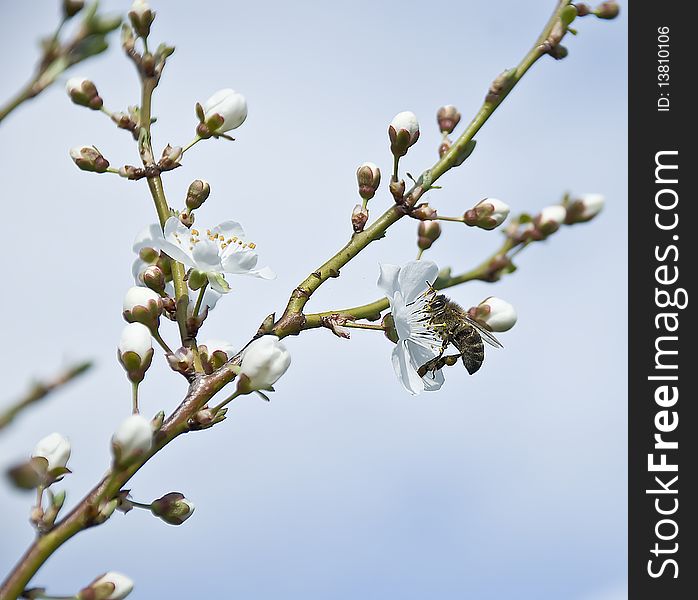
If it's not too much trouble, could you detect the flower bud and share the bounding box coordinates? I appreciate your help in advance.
[536,205,567,235]
[548,44,569,60]
[123,286,162,330]
[70,146,109,173]
[158,144,182,170]
[166,347,196,375]
[486,68,516,104]
[468,296,517,332]
[198,89,247,137]
[179,211,195,228]
[417,221,441,250]
[185,179,210,210]
[463,197,510,230]
[79,571,134,600]
[351,204,369,233]
[438,140,451,158]
[129,0,155,38]
[141,265,166,294]
[199,339,236,374]
[411,204,437,220]
[389,178,406,204]
[237,335,291,394]
[356,162,381,201]
[574,2,591,16]
[33,433,71,473]
[117,323,154,384]
[594,1,620,19]
[436,105,461,134]
[150,492,195,525]
[6,459,46,489]
[111,414,153,465]
[564,193,605,224]
[63,0,85,18]
[66,77,103,110]
[388,111,420,157]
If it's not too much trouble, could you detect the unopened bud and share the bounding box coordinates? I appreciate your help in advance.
[158,144,182,170]
[389,178,406,203]
[417,221,441,250]
[150,492,195,525]
[356,162,381,200]
[468,296,517,332]
[70,146,109,173]
[436,105,461,134]
[548,44,568,60]
[565,193,605,224]
[463,197,510,230]
[536,205,567,235]
[141,265,166,294]
[111,414,153,465]
[78,571,134,600]
[185,179,210,210]
[486,69,516,104]
[63,0,85,18]
[594,1,620,19]
[574,2,592,16]
[198,340,235,374]
[412,204,438,220]
[122,286,162,331]
[198,89,248,137]
[66,77,102,109]
[388,111,420,157]
[351,204,369,233]
[166,347,196,375]
[117,323,153,384]
[118,165,142,179]
[129,0,155,38]
[438,140,451,158]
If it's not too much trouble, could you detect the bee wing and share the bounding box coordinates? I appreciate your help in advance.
[465,316,504,349]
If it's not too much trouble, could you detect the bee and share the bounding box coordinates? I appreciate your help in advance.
[416,286,502,377]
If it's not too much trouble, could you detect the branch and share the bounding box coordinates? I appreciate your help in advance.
[0,361,92,433]
[271,0,571,338]
[0,3,121,125]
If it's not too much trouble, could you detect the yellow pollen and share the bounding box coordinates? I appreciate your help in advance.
[248,242,256,249]
[191,229,199,235]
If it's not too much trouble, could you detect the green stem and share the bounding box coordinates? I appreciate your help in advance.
[392,154,400,181]
[128,500,153,510]
[436,215,465,223]
[151,330,173,354]
[181,136,202,154]
[131,382,140,414]
[138,77,202,372]
[192,283,208,319]
[303,236,521,331]
[342,321,385,331]
[272,0,569,339]
[416,248,425,260]
[0,80,38,123]
[210,389,242,414]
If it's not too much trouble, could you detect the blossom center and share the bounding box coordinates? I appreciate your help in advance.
[174,228,257,254]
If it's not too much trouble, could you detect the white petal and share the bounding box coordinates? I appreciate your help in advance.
[405,339,445,392]
[213,220,245,239]
[377,263,401,298]
[132,224,163,253]
[221,248,258,274]
[246,266,276,279]
[391,341,424,395]
[32,433,71,471]
[397,260,439,304]
[191,239,223,272]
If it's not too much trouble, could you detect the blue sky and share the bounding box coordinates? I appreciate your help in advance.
[0,1,627,598]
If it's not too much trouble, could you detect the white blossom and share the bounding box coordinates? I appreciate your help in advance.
[388,111,420,157]
[32,433,71,471]
[203,89,248,132]
[133,217,274,294]
[238,335,291,392]
[377,261,445,395]
[130,0,150,18]
[111,414,153,462]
